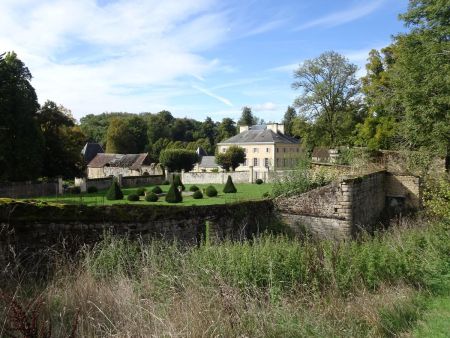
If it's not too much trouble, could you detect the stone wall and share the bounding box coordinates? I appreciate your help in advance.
[0,200,274,271]
[275,170,413,239]
[0,179,62,199]
[385,173,421,209]
[181,170,250,184]
[75,175,165,192]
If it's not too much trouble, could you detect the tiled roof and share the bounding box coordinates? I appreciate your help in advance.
[198,156,218,168]
[219,129,299,145]
[88,153,150,169]
[81,143,104,163]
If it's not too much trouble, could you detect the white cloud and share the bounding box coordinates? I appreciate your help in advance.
[269,63,301,73]
[192,85,233,107]
[253,102,278,111]
[294,0,385,31]
[0,0,228,118]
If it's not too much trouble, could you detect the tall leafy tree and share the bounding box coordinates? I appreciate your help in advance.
[292,51,362,147]
[216,146,246,171]
[0,52,44,181]
[238,106,256,126]
[106,118,137,153]
[282,106,297,135]
[37,100,86,178]
[217,118,237,142]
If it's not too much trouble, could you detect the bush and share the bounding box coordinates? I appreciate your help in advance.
[136,187,146,196]
[151,186,163,194]
[165,182,183,203]
[223,175,237,193]
[162,180,170,185]
[69,186,81,194]
[205,185,218,197]
[127,193,140,202]
[192,190,203,199]
[145,192,158,202]
[159,149,199,172]
[255,179,263,185]
[189,185,199,192]
[173,174,185,191]
[87,186,98,193]
[106,180,123,200]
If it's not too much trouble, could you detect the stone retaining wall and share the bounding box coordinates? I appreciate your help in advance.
[0,179,62,199]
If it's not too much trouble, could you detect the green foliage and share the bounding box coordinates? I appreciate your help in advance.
[238,106,257,126]
[135,187,146,196]
[292,51,363,147]
[217,117,237,142]
[255,179,263,185]
[223,175,237,193]
[106,117,138,153]
[216,146,246,171]
[162,180,170,185]
[151,186,162,194]
[205,185,218,197]
[159,149,198,173]
[87,186,98,194]
[282,106,297,136]
[0,52,44,181]
[423,175,450,220]
[106,180,123,200]
[145,192,158,202]
[189,185,199,192]
[192,190,203,199]
[68,186,81,194]
[173,175,185,191]
[165,182,182,203]
[127,193,140,201]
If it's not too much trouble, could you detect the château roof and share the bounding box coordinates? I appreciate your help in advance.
[218,128,299,145]
[88,153,150,169]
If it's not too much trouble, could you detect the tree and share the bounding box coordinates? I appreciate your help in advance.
[217,118,237,142]
[282,106,297,136]
[106,118,137,153]
[238,106,256,126]
[0,52,44,181]
[165,182,182,203]
[159,149,199,172]
[216,146,246,171]
[37,100,86,178]
[292,51,362,147]
[223,175,237,193]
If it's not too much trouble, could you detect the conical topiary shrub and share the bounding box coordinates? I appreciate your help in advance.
[223,175,237,193]
[165,182,183,203]
[173,174,185,191]
[106,179,123,200]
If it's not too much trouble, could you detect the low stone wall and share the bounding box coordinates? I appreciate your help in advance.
[275,170,415,239]
[0,179,62,199]
[181,171,250,184]
[121,175,164,188]
[75,175,165,192]
[0,199,274,272]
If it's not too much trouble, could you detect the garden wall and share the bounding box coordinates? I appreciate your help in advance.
[0,199,274,272]
[275,170,419,240]
[0,179,62,199]
[75,175,165,192]
[181,171,250,184]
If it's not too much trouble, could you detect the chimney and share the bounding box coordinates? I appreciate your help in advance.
[267,123,284,134]
[239,125,249,133]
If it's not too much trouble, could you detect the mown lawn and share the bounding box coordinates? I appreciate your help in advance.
[34,183,272,206]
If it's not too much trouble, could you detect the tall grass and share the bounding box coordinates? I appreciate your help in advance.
[1,217,449,337]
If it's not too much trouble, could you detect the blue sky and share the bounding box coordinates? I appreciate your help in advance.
[0,0,409,122]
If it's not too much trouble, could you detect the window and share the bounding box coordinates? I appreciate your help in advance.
[243,159,247,166]
[264,158,269,167]
[222,148,226,153]
[276,148,279,153]
[283,148,286,153]
[244,148,247,153]
[284,158,287,166]
[266,148,270,153]
[253,148,258,153]
[276,158,280,167]
[253,158,258,167]
[296,148,299,152]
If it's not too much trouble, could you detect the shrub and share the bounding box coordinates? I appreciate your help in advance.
[223,175,237,193]
[87,186,98,193]
[192,190,203,199]
[262,191,271,198]
[165,182,183,203]
[255,179,263,185]
[205,185,218,197]
[162,180,170,185]
[106,180,123,200]
[145,192,158,202]
[151,186,163,194]
[159,149,199,172]
[136,187,146,196]
[189,185,199,192]
[127,193,140,201]
[173,175,185,191]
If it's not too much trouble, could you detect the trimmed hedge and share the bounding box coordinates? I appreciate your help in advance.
[205,185,218,197]
[106,180,123,200]
[87,186,98,194]
[127,193,140,202]
[192,190,203,199]
[255,179,263,185]
[162,180,170,185]
[145,192,158,202]
[223,175,237,193]
[173,175,185,191]
[152,186,163,194]
[189,185,199,192]
[136,187,146,196]
[165,182,183,203]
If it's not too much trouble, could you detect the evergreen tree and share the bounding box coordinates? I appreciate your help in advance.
[238,106,256,126]
[106,179,123,200]
[165,182,182,203]
[282,106,297,136]
[223,175,237,193]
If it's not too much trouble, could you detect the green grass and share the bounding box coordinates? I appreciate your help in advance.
[33,183,272,206]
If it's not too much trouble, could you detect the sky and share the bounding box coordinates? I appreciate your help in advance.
[0,0,410,122]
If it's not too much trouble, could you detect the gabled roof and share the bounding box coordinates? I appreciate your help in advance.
[198,156,218,168]
[81,143,104,163]
[88,153,150,169]
[218,129,299,145]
